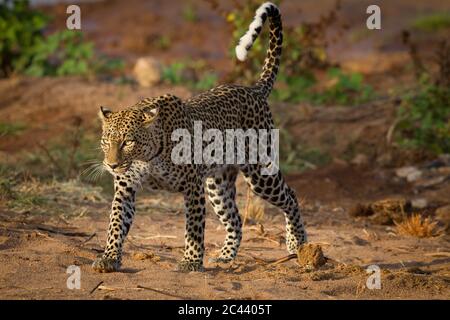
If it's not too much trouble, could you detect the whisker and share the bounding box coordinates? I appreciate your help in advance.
[80,163,107,182]
[81,158,102,165]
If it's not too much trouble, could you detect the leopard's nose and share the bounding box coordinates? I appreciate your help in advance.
[108,163,119,169]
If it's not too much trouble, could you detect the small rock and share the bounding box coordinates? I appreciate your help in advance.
[351,236,370,246]
[349,203,374,217]
[376,153,392,166]
[351,154,369,166]
[395,166,422,182]
[411,198,428,209]
[409,173,423,183]
[133,57,162,87]
[437,166,450,175]
[414,176,446,188]
[436,205,450,224]
[395,166,416,178]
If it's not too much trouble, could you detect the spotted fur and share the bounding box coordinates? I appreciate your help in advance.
[92,2,307,273]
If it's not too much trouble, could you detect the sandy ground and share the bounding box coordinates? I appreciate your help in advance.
[0,175,449,300]
[0,74,449,300]
[1,0,449,300]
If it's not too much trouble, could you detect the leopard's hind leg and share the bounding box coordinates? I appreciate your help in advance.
[241,164,307,253]
[206,167,242,263]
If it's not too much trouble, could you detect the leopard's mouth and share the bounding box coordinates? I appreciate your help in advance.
[114,162,131,174]
[104,161,132,174]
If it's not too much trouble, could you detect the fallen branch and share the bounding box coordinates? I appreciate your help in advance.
[243,187,251,228]
[89,281,104,294]
[424,252,450,258]
[136,285,190,299]
[268,254,297,266]
[77,232,96,247]
[36,142,65,174]
[130,234,177,240]
[239,253,269,264]
[36,225,91,237]
[247,236,281,245]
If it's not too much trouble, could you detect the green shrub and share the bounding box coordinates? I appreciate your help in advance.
[161,62,186,85]
[277,124,331,173]
[315,68,374,105]
[0,0,122,78]
[396,78,450,154]
[182,3,198,23]
[0,121,26,136]
[209,0,374,106]
[0,0,48,76]
[412,13,450,32]
[161,61,218,91]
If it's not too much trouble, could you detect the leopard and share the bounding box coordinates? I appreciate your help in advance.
[92,2,307,273]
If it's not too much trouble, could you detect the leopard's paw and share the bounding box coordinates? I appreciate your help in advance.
[92,256,121,273]
[177,259,204,272]
[208,255,234,264]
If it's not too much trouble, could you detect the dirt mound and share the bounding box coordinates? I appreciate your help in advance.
[350,198,412,225]
[297,244,327,269]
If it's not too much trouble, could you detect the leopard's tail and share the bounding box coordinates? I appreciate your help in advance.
[235,2,282,99]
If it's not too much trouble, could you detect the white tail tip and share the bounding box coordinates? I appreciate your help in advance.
[235,2,276,62]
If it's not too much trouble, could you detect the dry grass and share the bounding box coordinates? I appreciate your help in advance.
[243,192,265,226]
[6,179,107,216]
[395,214,443,238]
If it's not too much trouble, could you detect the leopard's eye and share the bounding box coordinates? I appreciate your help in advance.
[122,140,135,148]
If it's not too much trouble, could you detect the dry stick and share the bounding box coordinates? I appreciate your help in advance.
[268,254,297,266]
[36,142,65,174]
[239,252,269,264]
[130,234,177,240]
[424,252,450,257]
[67,122,83,178]
[89,281,104,294]
[136,285,190,299]
[243,186,251,228]
[36,225,90,237]
[247,236,281,245]
[77,232,96,247]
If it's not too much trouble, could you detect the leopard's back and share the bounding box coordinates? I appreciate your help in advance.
[184,84,274,131]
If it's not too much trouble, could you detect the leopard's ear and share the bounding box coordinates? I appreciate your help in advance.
[98,106,112,122]
[142,106,159,127]
[140,94,182,127]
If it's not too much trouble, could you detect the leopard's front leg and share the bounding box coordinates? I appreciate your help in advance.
[177,182,206,272]
[92,174,138,273]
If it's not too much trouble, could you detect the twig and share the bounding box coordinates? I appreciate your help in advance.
[89,281,104,294]
[36,225,91,237]
[136,285,190,299]
[130,234,177,240]
[424,252,450,257]
[268,254,297,266]
[78,232,96,247]
[239,253,269,264]
[243,186,251,228]
[247,236,281,245]
[97,285,120,292]
[36,142,65,174]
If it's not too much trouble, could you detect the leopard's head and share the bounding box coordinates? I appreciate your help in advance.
[98,101,162,174]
